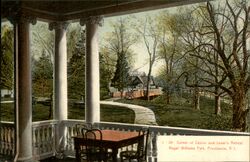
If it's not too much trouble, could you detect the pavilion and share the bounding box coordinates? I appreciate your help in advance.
[1,0,249,162]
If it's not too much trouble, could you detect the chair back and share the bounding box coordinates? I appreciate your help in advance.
[84,129,105,161]
[75,123,93,136]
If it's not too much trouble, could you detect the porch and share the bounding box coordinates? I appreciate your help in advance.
[2,0,250,161]
[1,120,249,162]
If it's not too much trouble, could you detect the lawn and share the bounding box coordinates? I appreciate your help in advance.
[116,94,234,131]
[1,94,248,132]
[0,102,135,124]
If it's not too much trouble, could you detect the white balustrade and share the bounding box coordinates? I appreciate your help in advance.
[0,121,15,157]
[1,120,249,161]
[32,120,57,160]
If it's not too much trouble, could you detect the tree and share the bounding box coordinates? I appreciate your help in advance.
[99,47,116,99]
[1,25,14,90]
[104,17,137,98]
[136,16,159,100]
[157,11,186,104]
[32,50,53,97]
[174,6,226,112]
[68,29,86,100]
[31,22,54,62]
[181,0,250,131]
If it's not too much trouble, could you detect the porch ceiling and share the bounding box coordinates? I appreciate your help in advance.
[1,0,208,22]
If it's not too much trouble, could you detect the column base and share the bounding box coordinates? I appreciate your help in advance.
[55,152,65,159]
[16,156,33,162]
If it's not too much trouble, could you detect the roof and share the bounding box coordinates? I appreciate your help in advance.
[1,0,208,22]
[129,75,155,86]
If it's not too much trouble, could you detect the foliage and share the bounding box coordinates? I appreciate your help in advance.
[196,115,232,131]
[135,15,159,100]
[1,25,14,90]
[100,49,115,99]
[31,22,54,61]
[147,10,188,104]
[103,17,137,95]
[68,29,86,100]
[111,51,130,93]
[32,50,53,97]
[182,0,250,131]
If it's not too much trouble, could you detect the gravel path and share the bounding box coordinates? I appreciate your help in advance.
[100,101,157,125]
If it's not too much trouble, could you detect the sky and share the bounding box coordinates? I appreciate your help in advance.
[98,2,203,76]
[98,8,169,76]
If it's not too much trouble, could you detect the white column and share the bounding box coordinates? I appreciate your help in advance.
[49,21,68,156]
[80,16,103,123]
[15,14,36,162]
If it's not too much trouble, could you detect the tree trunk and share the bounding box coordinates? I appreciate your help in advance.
[120,89,124,99]
[232,91,249,132]
[146,82,150,100]
[166,91,170,104]
[193,87,200,110]
[214,85,221,115]
[214,95,221,115]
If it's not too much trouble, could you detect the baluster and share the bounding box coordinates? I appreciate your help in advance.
[49,126,53,151]
[11,127,15,156]
[0,127,3,154]
[70,125,74,151]
[7,127,11,155]
[48,126,52,151]
[2,127,5,155]
[51,123,55,153]
[37,127,41,155]
[4,127,8,155]
[44,126,48,153]
[65,125,70,151]
[41,127,45,153]
[33,127,37,156]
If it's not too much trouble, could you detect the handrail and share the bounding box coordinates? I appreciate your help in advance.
[95,121,250,136]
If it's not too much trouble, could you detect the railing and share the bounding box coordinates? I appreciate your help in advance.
[0,121,15,157]
[1,120,250,161]
[32,120,57,160]
[64,120,250,162]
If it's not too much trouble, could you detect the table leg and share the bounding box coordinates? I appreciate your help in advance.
[112,148,118,162]
[75,145,80,161]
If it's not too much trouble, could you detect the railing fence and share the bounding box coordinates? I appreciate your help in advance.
[1,120,249,161]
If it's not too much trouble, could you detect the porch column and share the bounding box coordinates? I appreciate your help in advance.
[15,14,36,162]
[49,22,68,156]
[80,16,103,123]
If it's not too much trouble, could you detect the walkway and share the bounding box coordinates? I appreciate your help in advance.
[100,101,157,125]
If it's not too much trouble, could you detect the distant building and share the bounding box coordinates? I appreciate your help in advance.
[1,89,14,98]
[128,75,157,90]
[110,74,162,99]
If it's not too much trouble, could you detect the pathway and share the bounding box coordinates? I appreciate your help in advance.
[100,101,157,125]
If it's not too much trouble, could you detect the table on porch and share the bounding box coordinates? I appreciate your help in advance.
[73,130,142,162]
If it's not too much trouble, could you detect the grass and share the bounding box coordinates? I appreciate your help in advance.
[1,93,249,132]
[116,93,234,131]
[0,102,135,123]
